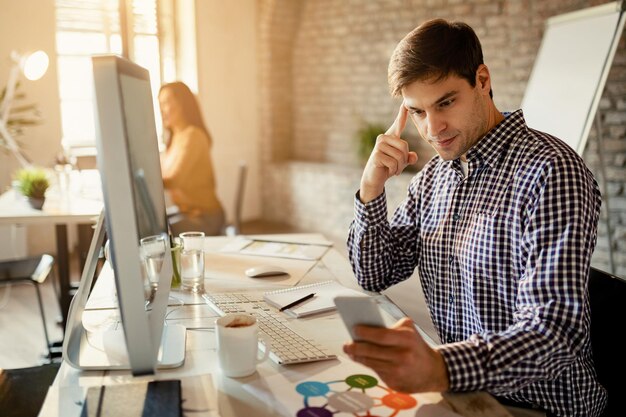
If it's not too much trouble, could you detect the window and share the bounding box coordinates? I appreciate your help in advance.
[55,0,174,148]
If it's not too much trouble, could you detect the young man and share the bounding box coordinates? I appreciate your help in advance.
[345,19,606,417]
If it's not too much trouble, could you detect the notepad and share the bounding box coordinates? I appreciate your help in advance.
[81,379,182,417]
[264,280,367,318]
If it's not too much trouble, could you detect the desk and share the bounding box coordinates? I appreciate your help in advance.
[0,178,102,328]
[40,235,512,417]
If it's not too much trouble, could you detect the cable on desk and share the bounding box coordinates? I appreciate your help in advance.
[185,327,214,331]
[181,404,212,413]
[0,284,11,309]
[164,305,184,323]
[85,329,107,353]
[168,295,185,306]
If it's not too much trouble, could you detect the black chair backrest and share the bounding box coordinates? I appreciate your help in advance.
[589,267,626,417]
[233,161,247,233]
[0,363,61,417]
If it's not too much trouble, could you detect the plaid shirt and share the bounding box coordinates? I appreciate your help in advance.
[348,110,607,417]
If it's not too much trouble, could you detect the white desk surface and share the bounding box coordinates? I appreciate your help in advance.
[0,170,103,224]
[0,183,102,226]
[40,235,512,417]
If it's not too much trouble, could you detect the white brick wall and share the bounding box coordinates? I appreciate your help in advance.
[258,0,626,276]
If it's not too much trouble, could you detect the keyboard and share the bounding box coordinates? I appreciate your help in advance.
[203,292,337,365]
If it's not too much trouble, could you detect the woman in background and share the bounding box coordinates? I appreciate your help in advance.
[159,81,225,236]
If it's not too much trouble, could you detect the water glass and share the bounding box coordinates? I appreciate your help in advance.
[54,164,72,195]
[140,234,167,300]
[180,231,205,293]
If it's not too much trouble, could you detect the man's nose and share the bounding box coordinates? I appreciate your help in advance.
[426,112,446,138]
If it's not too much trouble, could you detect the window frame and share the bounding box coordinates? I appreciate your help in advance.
[55,0,175,150]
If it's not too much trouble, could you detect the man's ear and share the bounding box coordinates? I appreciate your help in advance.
[475,64,491,95]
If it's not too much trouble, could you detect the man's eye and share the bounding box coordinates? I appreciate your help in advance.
[410,109,424,116]
[439,99,454,108]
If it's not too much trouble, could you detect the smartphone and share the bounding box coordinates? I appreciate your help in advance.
[334,296,386,341]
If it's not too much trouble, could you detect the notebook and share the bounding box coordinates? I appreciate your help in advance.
[81,379,181,417]
[263,280,367,318]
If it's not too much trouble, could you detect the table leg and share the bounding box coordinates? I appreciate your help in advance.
[55,224,71,330]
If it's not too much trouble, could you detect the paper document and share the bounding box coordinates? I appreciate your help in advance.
[243,358,468,417]
[245,233,334,246]
[221,237,331,261]
[205,252,315,286]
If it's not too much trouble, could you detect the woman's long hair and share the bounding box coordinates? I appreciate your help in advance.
[159,81,212,148]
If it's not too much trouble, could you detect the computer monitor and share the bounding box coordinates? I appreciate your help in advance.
[63,55,185,375]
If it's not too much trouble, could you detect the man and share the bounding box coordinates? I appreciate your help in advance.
[345,18,606,417]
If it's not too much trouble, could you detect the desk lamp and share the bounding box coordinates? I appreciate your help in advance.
[0,50,49,167]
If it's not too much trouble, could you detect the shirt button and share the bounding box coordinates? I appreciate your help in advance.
[452,213,460,221]
[449,295,454,303]
[448,255,454,263]
[447,337,455,343]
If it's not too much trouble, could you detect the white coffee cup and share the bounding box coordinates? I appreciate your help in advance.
[215,313,271,377]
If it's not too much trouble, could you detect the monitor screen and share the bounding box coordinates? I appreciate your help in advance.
[119,72,166,238]
[118,69,169,306]
[63,55,185,375]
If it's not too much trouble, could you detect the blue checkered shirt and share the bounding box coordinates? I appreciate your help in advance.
[348,110,607,416]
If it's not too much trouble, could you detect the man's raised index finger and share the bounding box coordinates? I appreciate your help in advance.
[385,103,408,137]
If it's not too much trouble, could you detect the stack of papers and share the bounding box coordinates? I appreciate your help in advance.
[220,236,333,261]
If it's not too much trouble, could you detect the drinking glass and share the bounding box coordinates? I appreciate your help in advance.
[140,234,167,302]
[54,164,72,196]
[180,231,205,293]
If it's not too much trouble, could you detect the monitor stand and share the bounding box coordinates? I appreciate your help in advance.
[66,316,187,372]
[63,212,186,372]
[93,324,186,370]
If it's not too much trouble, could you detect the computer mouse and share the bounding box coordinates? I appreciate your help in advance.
[245,265,289,278]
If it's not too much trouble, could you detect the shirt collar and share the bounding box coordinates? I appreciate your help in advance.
[462,109,526,169]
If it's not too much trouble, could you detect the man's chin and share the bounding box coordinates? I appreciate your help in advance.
[434,150,459,161]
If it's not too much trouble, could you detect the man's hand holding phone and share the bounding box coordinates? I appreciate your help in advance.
[336,296,449,394]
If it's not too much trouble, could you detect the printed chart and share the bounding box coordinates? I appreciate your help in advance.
[294,373,417,417]
[244,360,470,417]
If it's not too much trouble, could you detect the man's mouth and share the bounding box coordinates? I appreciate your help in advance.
[432,135,457,147]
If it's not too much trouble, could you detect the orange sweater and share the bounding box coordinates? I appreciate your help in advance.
[161,126,222,215]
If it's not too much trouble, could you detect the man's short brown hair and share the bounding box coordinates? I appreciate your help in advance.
[388,19,486,97]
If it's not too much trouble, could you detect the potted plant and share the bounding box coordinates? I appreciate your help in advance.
[356,119,427,173]
[357,122,386,165]
[15,167,49,209]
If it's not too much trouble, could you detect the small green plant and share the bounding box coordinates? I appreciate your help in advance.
[357,122,386,164]
[16,167,49,199]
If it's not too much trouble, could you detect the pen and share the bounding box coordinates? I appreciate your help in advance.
[279,293,316,312]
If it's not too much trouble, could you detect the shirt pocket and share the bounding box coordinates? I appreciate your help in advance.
[460,211,515,280]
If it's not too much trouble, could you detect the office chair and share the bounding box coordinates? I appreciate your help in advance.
[0,362,61,417]
[224,160,247,236]
[0,254,57,361]
[588,266,626,417]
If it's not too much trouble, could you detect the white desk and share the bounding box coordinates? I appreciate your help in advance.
[0,174,102,328]
[40,235,512,417]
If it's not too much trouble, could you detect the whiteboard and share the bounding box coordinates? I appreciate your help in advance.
[521,1,625,154]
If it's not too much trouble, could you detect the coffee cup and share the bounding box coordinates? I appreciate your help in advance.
[215,313,270,377]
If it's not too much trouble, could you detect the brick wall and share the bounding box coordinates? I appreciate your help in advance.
[258,0,626,277]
